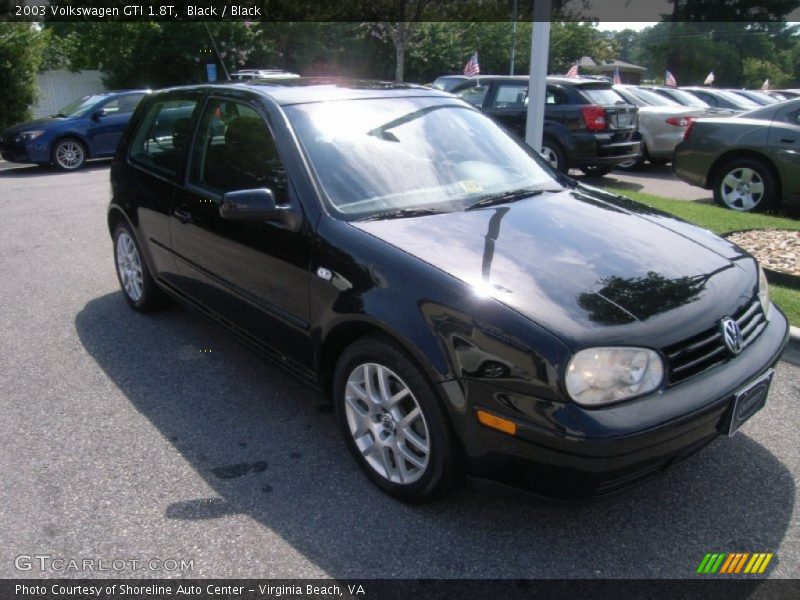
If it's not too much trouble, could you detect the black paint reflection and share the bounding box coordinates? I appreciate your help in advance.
[578,267,734,325]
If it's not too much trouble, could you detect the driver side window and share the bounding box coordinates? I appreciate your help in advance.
[189,99,289,200]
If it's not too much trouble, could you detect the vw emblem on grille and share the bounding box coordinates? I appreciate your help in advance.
[720,317,743,355]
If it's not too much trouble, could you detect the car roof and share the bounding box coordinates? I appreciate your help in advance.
[154,78,451,106]
[446,74,612,88]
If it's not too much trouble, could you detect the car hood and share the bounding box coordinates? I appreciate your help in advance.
[353,187,756,349]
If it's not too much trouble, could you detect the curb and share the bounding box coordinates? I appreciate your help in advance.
[783,325,800,367]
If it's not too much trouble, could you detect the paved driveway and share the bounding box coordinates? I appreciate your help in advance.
[575,164,713,202]
[0,162,797,579]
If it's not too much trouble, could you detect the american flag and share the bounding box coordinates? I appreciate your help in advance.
[703,71,715,85]
[613,68,622,85]
[565,63,579,78]
[463,52,480,77]
[665,70,677,87]
[761,78,770,91]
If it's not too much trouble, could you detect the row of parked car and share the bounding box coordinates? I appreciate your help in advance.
[2,73,799,213]
[433,74,800,212]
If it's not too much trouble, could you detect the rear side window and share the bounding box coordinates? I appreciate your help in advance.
[129,98,200,177]
[490,84,528,108]
[456,85,488,107]
[546,89,566,105]
[580,87,628,105]
[692,91,717,106]
[188,99,288,199]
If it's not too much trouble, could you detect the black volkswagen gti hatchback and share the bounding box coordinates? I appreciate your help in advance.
[108,79,789,502]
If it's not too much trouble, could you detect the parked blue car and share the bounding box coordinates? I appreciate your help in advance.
[0,90,148,170]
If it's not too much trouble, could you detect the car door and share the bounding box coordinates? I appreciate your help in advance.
[169,94,313,374]
[768,103,800,203]
[89,93,146,156]
[120,92,205,280]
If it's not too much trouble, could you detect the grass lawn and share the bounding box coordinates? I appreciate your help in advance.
[609,188,800,327]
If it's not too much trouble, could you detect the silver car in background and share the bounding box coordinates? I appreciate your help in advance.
[612,85,709,169]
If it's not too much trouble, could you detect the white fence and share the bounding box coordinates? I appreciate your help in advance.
[33,70,107,118]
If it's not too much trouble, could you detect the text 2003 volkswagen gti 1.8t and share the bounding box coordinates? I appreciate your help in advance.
[108,80,789,502]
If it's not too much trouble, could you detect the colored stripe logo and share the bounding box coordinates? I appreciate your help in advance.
[697,553,773,574]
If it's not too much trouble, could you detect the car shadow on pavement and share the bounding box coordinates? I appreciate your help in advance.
[75,292,796,578]
[0,160,111,177]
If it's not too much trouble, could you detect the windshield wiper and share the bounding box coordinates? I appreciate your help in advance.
[52,113,67,118]
[359,207,446,221]
[465,188,550,210]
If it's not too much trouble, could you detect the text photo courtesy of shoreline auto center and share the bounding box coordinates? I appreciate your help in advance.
[1,0,799,599]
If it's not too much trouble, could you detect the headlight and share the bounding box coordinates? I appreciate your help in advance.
[15,130,44,142]
[758,265,771,321]
[565,347,664,406]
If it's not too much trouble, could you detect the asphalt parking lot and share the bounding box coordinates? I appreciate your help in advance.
[0,161,798,579]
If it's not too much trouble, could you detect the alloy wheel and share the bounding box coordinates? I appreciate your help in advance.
[55,141,85,170]
[343,363,430,485]
[116,231,144,302]
[719,167,764,211]
[540,146,559,170]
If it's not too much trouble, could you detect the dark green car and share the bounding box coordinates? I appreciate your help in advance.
[673,98,800,212]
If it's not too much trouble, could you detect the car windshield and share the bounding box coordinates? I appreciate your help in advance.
[661,88,709,107]
[710,89,761,108]
[285,97,562,220]
[631,87,681,107]
[53,94,108,118]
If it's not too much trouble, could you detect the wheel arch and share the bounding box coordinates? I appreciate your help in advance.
[51,133,91,159]
[318,317,449,401]
[706,149,781,196]
[107,205,134,237]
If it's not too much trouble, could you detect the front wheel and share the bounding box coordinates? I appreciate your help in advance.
[713,158,777,212]
[333,335,462,502]
[52,138,86,171]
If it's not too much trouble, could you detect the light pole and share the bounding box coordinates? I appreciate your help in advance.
[510,0,518,75]
[524,0,552,154]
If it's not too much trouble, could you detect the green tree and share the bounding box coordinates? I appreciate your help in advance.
[0,23,46,131]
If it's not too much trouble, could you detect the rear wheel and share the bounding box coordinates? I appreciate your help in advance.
[618,145,648,170]
[540,140,567,173]
[713,158,777,212]
[113,221,167,311]
[333,335,462,502]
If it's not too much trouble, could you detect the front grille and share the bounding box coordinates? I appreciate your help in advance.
[664,298,767,386]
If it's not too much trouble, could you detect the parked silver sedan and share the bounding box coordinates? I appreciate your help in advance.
[612,85,709,169]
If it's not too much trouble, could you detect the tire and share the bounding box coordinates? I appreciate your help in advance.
[712,158,777,213]
[113,221,167,312]
[333,334,462,502]
[617,145,647,170]
[540,140,567,173]
[580,165,613,177]
[52,138,87,171]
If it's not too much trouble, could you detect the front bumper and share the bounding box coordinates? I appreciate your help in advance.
[441,306,790,499]
[0,136,51,165]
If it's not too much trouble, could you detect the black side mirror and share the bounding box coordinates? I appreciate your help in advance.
[92,108,107,121]
[219,188,301,231]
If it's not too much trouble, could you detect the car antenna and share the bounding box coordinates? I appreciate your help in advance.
[203,22,231,81]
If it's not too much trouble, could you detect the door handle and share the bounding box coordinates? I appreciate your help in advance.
[780,137,795,143]
[174,207,193,224]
